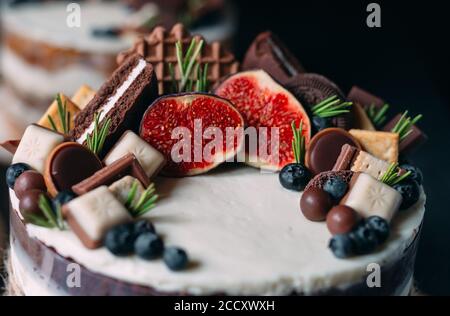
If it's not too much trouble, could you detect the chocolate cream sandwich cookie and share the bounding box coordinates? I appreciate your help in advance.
[70,54,158,156]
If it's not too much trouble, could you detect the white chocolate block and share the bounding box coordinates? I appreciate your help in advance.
[12,124,64,173]
[341,173,402,221]
[351,151,390,180]
[109,175,145,205]
[104,131,166,178]
[65,186,132,247]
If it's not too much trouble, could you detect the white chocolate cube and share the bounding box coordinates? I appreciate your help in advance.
[109,175,145,205]
[341,173,402,221]
[13,124,64,173]
[104,131,165,178]
[64,186,132,248]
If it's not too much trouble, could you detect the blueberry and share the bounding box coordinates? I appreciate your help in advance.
[163,247,189,271]
[400,164,423,185]
[53,190,77,209]
[134,232,164,260]
[6,163,31,189]
[92,27,120,38]
[365,216,390,244]
[133,219,155,236]
[393,179,420,210]
[279,163,311,191]
[312,116,332,132]
[323,176,348,201]
[328,234,354,258]
[105,223,136,256]
[349,223,378,255]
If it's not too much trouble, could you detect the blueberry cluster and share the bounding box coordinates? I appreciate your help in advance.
[328,216,390,258]
[394,164,422,210]
[105,220,188,271]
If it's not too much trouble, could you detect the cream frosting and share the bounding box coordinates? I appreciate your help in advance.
[10,166,426,295]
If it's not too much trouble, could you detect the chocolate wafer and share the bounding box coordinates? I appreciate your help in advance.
[117,23,239,95]
[333,144,360,171]
[285,73,353,130]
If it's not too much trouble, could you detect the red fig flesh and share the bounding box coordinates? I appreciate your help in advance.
[140,93,244,176]
[215,70,311,170]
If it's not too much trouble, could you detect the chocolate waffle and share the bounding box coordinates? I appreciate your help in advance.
[117,24,239,94]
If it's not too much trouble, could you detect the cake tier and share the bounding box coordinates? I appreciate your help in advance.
[9,166,425,295]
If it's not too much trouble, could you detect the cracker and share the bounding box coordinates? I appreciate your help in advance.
[37,94,79,132]
[71,84,96,110]
[349,129,399,163]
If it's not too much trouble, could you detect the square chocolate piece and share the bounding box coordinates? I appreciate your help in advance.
[72,153,150,195]
[347,86,385,110]
[341,173,402,221]
[104,131,166,178]
[63,186,132,249]
[13,124,65,173]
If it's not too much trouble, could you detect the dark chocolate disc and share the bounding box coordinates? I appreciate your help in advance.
[46,142,103,195]
[305,128,361,176]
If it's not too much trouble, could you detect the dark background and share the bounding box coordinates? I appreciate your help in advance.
[231,0,450,295]
[1,0,449,295]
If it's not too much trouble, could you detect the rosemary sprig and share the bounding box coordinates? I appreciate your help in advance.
[26,194,65,230]
[86,112,112,155]
[291,120,306,164]
[380,162,411,186]
[48,94,71,134]
[312,95,353,118]
[170,38,209,93]
[125,180,159,217]
[391,111,423,141]
[367,103,390,127]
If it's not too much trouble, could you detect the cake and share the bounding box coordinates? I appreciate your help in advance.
[2,26,427,296]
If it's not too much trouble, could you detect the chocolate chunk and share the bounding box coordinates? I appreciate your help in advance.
[19,189,47,219]
[382,113,428,154]
[305,128,361,175]
[285,73,353,129]
[242,31,304,84]
[45,142,103,196]
[326,205,359,235]
[300,187,333,222]
[347,86,385,110]
[0,139,21,155]
[70,55,158,157]
[305,170,354,191]
[72,153,150,195]
[332,144,360,171]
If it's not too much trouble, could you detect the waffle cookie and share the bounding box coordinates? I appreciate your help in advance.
[117,23,239,94]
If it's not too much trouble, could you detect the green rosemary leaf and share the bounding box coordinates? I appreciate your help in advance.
[312,95,352,118]
[391,170,412,186]
[126,180,139,208]
[85,112,111,155]
[38,194,59,229]
[47,115,58,132]
[202,63,209,91]
[391,111,423,141]
[180,39,204,91]
[380,162,411,186]
[372,103,390,126]
[291,120,305,164]
[183,38,197,72]
[56,94,66,133]
[175,41,184,79]
[25,214,54,228]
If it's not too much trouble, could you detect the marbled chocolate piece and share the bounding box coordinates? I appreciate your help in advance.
[62,186,132,249]
[108,175,145,205]
[13,124,65,173]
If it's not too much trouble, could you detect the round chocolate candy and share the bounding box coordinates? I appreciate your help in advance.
[45,142,103,196]
[14,170,47,199]
[19,189,47,218]
[326,205,359,235]
[300,187,333,222]
[305,128,361,176]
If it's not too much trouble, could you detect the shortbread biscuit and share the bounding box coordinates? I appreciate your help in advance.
[37,94,79,133]
[349,129,399,163]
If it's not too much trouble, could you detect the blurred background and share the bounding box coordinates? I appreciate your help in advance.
[1,0,449,295]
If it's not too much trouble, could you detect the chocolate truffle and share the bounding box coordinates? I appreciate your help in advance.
[305,128,361,175]
[300,187,333,222]
[19,189,47,218]
[45,142,103,196]
[326,205,358,235]
[14,170,47,199]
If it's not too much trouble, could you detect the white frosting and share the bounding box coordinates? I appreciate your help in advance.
[10,166,426,295]
[1,48,106,99]
[2,2,145,53]
[76,59,147,144]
